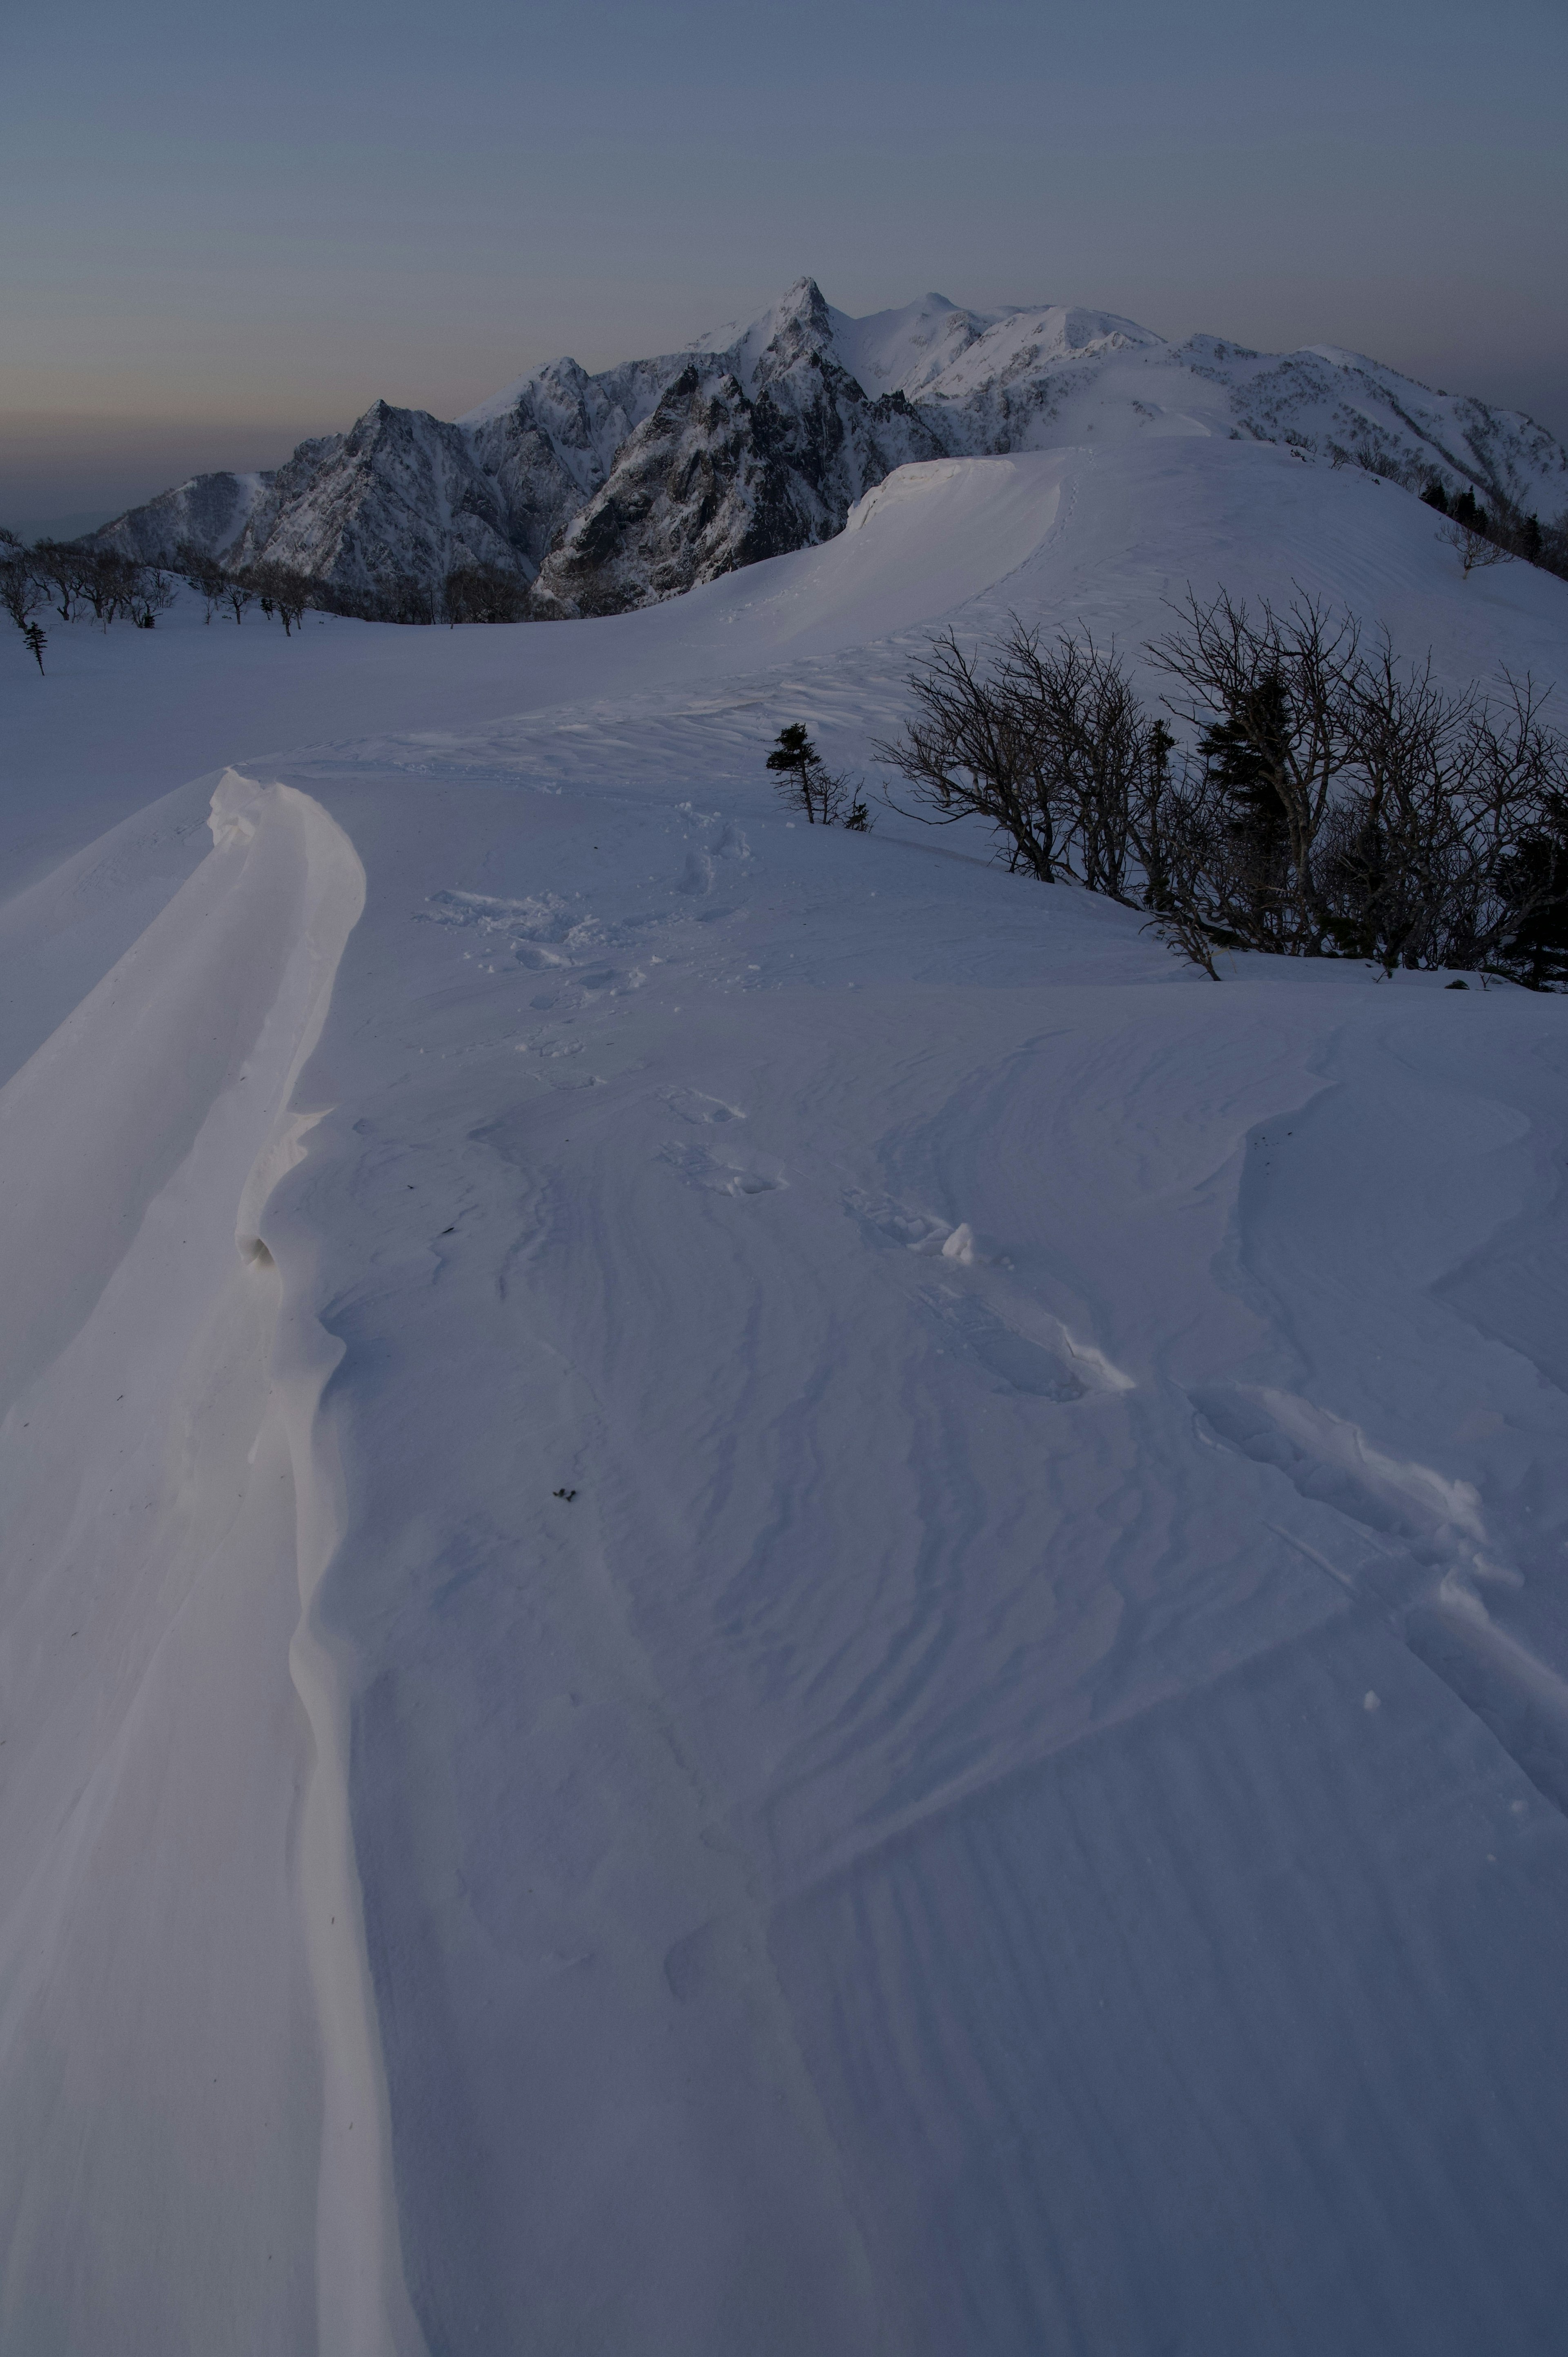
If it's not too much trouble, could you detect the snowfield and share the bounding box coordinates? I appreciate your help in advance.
[2,438,1568,2355]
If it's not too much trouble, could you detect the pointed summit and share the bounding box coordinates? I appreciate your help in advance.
[88,279,1568,616]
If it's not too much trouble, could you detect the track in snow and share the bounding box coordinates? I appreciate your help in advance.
[1,437,1567,2353]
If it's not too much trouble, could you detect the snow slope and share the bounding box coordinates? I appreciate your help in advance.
[2,436,1568,2353]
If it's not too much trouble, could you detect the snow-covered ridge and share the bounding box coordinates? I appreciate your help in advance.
[91,275,1568,616]
[8,423,1568,2349]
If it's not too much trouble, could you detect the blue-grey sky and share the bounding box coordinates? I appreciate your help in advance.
[5,0,1566,533]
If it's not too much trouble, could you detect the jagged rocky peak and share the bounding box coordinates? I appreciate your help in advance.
[88,278,1568,619]
[530,279,952,617]
[691,274,837,392]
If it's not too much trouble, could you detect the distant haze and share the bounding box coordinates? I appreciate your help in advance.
[6,0,1566,531]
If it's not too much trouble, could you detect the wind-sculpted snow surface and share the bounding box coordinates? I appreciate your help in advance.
[0,774,428,2353]
[91,275,1568,613]
[2,435,1568,2353]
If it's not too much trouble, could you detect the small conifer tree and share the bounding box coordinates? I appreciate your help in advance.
[766,723,853,823]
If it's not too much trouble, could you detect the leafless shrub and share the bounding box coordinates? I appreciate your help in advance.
[1451,675,1568,975]
[991,624,1151,900]
[876,620,1168,894]
[878,593,1568,986]
[1437,517,1513,578]
[876,627,1061,876]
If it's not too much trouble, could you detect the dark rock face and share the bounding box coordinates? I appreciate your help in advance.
[227,404,519,609]
[90,277,951,615]
[530,369,759,617]
[528,330,946,618]
[86,275,1568,618]
[464,354,686,577]
[92,468,274,566]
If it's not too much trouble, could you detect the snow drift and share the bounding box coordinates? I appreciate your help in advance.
[2,425,1568,2354]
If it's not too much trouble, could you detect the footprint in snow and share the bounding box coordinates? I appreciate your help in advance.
[930,1289,1088,1403]
[664,1086,747,1127]
[660,1140,786,1198]
[845,1190,1131,1398]
[843,1189,953,1255]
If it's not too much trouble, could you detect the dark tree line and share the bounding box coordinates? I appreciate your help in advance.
[2,531,178,657]
[0,530,331,668]
[1326,445,1566,584]
[1420,477,1564,580]
[2,527,536,665]
[879,594,1568,988]
[443,563,530,624]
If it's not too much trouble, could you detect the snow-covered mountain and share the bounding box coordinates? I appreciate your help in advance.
[92,277,1568,614]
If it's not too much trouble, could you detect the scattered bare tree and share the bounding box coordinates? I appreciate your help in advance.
[1454,673,1568,972]
[241,561,311,633]
[989,625,1152,900]
[129,566,176,628]
[6,537,182,644]
[0,535,42,628]
[77,550,121,626]
[875,627,1065,878]
[1437,517,1514,579]
[69,549,163,628]
[31,540,89,622]
[1,537,49,672]
[221,574,256,625]
[878,594,1568,987]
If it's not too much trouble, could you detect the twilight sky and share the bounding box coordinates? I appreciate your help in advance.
[5,0,1566,535]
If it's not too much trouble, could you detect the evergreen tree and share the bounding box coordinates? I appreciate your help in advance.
[1496,807,1568,989]
[766,723,849,823]
[1198,672,1293,930]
